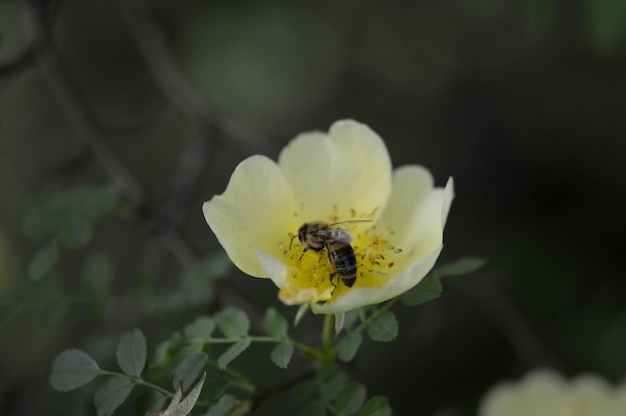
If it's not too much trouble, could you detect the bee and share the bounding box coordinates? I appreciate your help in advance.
[291,220,370,287]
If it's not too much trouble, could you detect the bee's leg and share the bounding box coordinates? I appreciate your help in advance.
[299,245,311,261]
[329,272,337,287]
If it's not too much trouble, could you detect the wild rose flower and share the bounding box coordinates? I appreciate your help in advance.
[479,369,626,416]
[203,120,453,314]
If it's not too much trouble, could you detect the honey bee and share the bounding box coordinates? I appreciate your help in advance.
[291,220,370,287]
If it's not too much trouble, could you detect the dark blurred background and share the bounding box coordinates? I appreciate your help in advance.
[1,0,626,415]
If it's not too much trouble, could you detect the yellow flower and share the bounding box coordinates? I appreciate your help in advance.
[479,369,626,416]
[202,120,453,314]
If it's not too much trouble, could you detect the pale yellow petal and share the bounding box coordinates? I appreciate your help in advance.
[255,249,288,289]
[479,370,569,416]
[278,120,392,221]
[567,375,612,414]
[203,155,299,277]
[379,166,454,271]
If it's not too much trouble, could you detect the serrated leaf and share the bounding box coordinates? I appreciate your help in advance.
[116,328,147,377]
[332,382,366,416]
[316,365,348,402]
[50,349,101,391]
[270,342,294,369]
[28,240,59,280]
[401,274,442,307]
[299,400,326,416]
[262,308,288,338]
[206,394,237,416]
[433,257,487,278]
[173,352,208,391]
[217,338,251,369]
[359,396,392,416]
[216,307,250,338]
[337,332,362,362]
[94,376,134,416]
[184,316,215,340]
[161,372,206,416]
[367,311,398,342]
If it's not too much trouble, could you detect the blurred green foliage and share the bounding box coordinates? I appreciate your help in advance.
[0,0,625,415]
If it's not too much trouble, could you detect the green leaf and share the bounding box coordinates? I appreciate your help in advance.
[585,0,626,52]
[59,216,92,248]
[94,376,134,416]
[401,274,442,307]
[316,365,348,402]
[332,382,366,416]
[82,252,113,293]
[38,303,70,330]
[367,311,398,342]
[359,396,392,416]
[135,390,166,416]
[216,307,250,338]
[28,240,59,280]
[299,400,326,416]
[433,257,487,278]
[116,328,147,377]
[173,352,208,391]
[206,394,237,416]
[172,343,205,369]
[203,377,230,401]
[270,342,294,369]
[262,307,288,338]
[527,0,555,31]
[184,316,216,340]
[337,332,362,362]
[153,338,178,367]
[217,338,251,369]
[49,349,101,391]
[292,379,316,402]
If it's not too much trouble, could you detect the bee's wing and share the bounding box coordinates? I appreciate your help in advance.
[327,228,353,243]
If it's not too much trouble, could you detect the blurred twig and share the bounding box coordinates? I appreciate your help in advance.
[12,0,262,322]
[452,274,559,370]
[0,1,46,77]
[114,0,280,234]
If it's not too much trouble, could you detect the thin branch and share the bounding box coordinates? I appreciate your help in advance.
[452,274,559,369]
[113,0,280,157]
[28,4,147,206]
[250,368,316,411]
[0,1,46,77]
[21,0,263,320]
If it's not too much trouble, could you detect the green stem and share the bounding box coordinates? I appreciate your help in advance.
[321,314,334,364]
[99,370,173,397]
[206,359,256,393]
[185,335,322,361]
[353,298,399,333]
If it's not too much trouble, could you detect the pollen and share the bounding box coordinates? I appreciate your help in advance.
[279,212,403,294]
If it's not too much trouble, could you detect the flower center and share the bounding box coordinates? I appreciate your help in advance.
[276,207,402,304]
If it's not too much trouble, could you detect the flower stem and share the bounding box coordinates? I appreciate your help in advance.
[321,314,334,364]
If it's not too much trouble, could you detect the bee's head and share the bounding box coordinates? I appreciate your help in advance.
[289,223,309,250]
[297,223,309,243]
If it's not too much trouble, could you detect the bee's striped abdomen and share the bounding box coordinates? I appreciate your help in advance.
[328,241,357,287]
